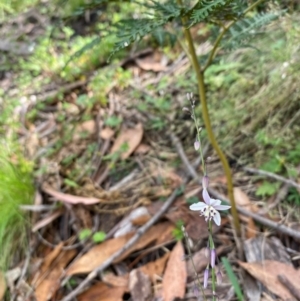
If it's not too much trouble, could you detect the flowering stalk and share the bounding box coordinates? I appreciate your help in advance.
[185,95,231,299]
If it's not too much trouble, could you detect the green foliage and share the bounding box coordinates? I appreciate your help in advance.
[79,229,106,243]
[186,196,199,205]
[172,220,184,241]
[64,178,79,188]
[0,146,34,270]
[92,231,106,243]
[0,0,38,20]
[255,181,279,197]
[190,0,232,24]
[78,228,92,241]
[287,187,300,206]
[222,257,244,301]
[104,116,123,128]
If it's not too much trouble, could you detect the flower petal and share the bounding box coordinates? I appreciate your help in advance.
[202,189,211,205]
[210,199,221,206]
[190,202,207,211]
[214,205,231,211]
[213,211,221,226]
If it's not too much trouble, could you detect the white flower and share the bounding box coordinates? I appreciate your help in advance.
[189,189,231,226]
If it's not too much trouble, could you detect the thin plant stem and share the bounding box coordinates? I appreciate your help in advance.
[182,226,207,301]
[209,221,216,301]
[177,0,241,236]
[191,104,206,173]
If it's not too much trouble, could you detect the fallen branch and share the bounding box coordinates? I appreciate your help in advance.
[171,133,300,241]
[60,184,184,301]
[244,167,300,190]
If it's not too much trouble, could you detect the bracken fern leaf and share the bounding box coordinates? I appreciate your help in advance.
[190,0,232,24]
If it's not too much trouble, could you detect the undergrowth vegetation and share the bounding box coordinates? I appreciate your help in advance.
[0,144,34,270]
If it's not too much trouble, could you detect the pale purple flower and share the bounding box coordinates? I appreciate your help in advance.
[202,175,209,189]
[189,188,231,226]
[203,268,209,288]
[194,140,200,151]
[210,248,216,268]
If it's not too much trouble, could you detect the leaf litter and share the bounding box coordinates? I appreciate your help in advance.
[2,9,300,301]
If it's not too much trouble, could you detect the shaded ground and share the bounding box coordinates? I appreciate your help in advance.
[1,2,300,301]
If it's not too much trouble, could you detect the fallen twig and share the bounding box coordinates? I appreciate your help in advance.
[171,133,300,241]
[208,188,300,240]
[244,167,300,190]
[60,184,184,301]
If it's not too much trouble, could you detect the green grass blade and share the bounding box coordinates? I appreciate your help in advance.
[221,257,244,301]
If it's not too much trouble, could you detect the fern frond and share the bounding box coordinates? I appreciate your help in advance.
[62,36,101,71]
[190,0,232,24]
[110,0,182,59]
[225,12,280,49]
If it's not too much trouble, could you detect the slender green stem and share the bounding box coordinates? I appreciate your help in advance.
[182,226,207,301]
[208,221,216,300]
[177,0,241,236]
[191,105,206,173]
[203,0,267,71]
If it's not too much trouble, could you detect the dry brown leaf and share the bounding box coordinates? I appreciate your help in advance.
[239,260,300,300]
[41,242,64,273]
[135,52,167,72]
[73,120,96,140]
[0,271,6,301]
[66,233,134,276]
[140,252,170,283]
[67,222,174,275]
[162,241,187,301]
[234,187,258,212]
[78,282,125,301]
[42,184,101,205]
[134,143,151,155]
[100,127,115,140]
[78,120,95,133]
[35,250,76,301]
[110,123,143,159]
[150,167,183,187]
[102,273,129,288]
[234,187,258,238]
[32,210,63,232]
[118,222,174,261]
[129,269,152,301]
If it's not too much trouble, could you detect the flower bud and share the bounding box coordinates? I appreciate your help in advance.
[203,268,209,288]
[210,248,216,268]
[186,92,193,100]
[216,270,223,285]
[202,175,209,189]
[194,140,200,151]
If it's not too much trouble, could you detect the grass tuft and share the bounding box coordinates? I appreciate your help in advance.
[0,146,34,270]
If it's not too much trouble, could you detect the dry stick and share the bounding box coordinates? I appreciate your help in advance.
[60,185,184,301]
[244,167,300,190]
[171,133,300,241]
[208,188,300,241]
